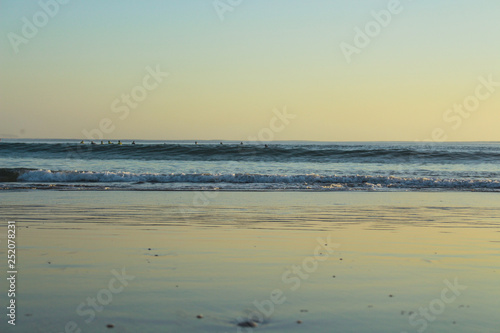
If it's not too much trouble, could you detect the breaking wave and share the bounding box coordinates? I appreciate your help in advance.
[2,168,499,191]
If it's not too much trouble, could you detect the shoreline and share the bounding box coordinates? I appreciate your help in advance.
[2,187,500,193]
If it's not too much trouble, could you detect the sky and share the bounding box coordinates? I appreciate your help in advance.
[1,0,499,141]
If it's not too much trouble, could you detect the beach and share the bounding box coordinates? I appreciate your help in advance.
[3,0,500,331]
[1,191,499,332]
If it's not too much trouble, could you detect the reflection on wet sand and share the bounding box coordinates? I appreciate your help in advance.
[0,192,498,332]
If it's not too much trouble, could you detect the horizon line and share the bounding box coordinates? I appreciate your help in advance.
[2,138,499,144]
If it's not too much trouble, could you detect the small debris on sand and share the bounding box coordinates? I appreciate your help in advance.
[237,321,258,328]
[196,314,203,319]
[296,320,302,324]
[300,309,308,313]
[106,324,114,328]
[389,294,394,297]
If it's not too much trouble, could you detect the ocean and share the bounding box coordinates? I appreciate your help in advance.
[2,140,500,333]
[1,139,499,191]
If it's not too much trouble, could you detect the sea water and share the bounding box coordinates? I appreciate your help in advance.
[1,139,499,191]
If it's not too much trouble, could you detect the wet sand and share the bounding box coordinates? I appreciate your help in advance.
[0,191,499,332]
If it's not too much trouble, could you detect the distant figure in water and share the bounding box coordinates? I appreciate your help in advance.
[195,141,198,145]
[108,141,112,144]
[132,141,136,145]
[91,141,96,145]
[101,141,104,145]
[240,142,243,145]
[220,142,223,145]
[264,144,268,148]
[80,140,85,144]
[118,140,122,145]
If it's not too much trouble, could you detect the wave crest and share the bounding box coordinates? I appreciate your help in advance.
[2,168,497,191]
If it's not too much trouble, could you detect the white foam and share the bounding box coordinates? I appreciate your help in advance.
[16,169,500,190]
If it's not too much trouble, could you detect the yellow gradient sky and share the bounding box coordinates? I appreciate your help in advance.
[1,0,499,141]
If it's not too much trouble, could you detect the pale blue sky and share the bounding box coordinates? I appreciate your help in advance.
[1,0,499,141]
